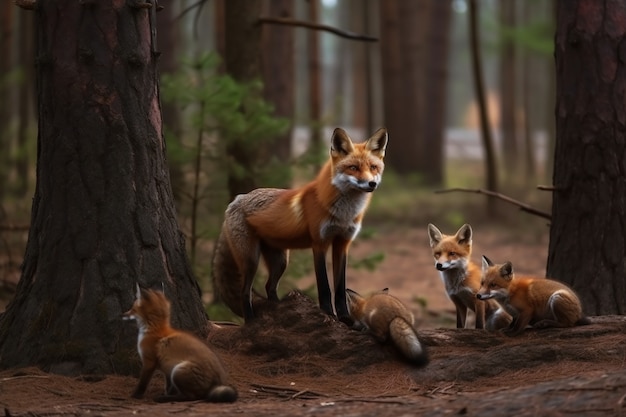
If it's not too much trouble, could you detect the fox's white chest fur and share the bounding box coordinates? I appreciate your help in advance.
[320,192,369,241]
[439,267,473,298]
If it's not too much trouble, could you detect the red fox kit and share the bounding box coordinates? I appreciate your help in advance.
[212,128,388,326]
[346,288,429,366]
[123,286,237,402]
[428,223,511,330]
[477,256,590,336]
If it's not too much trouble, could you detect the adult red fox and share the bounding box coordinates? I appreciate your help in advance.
[428,223,511,330]
[123,286,237,402]
[212,128,388,326]
[477,256,590,336]
[346,288,429,366]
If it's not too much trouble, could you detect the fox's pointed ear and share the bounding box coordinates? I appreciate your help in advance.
[365,127,388,158]
[482,255,493,268]
[427,223,442,247]
[456,224,472,245]
[500,262,514,279]
[381,287,389,293]
[330,128,355,157]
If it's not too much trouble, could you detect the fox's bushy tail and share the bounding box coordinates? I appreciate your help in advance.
[389,318,429,367]
[211,230,245,317]
[208,385,238,403]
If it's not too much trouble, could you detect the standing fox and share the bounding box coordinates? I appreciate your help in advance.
[212,127,388,326]
[123,286,238,403]
[427,223,511,330]
[346,288,429,366]
[477,256,590,336]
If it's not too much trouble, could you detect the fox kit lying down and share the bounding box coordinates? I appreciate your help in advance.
[124,286,237,402]
[428,223,511,331]
[477,256,590,336]
[346,288,429,366]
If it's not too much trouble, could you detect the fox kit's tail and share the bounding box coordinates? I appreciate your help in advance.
[208,385,239,403]
[389,318,429,366]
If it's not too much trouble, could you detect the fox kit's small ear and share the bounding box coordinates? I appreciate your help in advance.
[330,128,355,157]
[427,223,442,247]
[381,287,389,293]
[365,127,388,158]
[456,224,472,245]
[500,262,514,279]
[482,255,494,269]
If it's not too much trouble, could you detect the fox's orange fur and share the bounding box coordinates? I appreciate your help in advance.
[346,288,428,366]
[477,256,590,336]
[212,128,388,325]
[124,286,237,402]
[428,223,511,330]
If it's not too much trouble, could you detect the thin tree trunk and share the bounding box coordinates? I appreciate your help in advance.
[0,1,14,200]
[469,0,498,215]
[0,0,207,374]
[223,0,263,200]
[262,0,294,181]
[499,0,518,180]
[308,0,323,169]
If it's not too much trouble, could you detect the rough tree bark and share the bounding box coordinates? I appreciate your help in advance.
[0,0,208,374]
[547,0,626,314]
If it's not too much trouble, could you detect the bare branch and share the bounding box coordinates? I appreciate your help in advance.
[258,16,378,42]
[537,185,556,191]
[434,187,552,221]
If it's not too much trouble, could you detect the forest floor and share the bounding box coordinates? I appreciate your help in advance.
[1,224,626,416]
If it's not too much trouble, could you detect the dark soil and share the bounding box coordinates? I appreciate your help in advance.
[1,226,626,417]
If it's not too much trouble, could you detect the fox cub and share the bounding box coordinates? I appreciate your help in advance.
[124,286,237,402]
[477,256,590,336]
[428,223,511,330]
[346,288,429,366]
[212,127,388,326]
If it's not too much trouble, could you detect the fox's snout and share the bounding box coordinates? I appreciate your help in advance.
[435,261,451,271]
[363,180,378,192]
[476,292,494,300]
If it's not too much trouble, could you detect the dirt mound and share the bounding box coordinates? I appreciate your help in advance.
[1,296,625,416]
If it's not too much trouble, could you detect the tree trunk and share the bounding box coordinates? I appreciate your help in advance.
[547,0,626,315]
[468,0,498,215]
[499,0,518,181]
[223,0,263,200]
[0,0,208,374]
[308,0,323,169]
[421,0,452,186]
[0,1,14,200]
[261,0,294,182]
[379,0,427,177]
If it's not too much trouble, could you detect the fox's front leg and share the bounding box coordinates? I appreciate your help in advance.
[474,299,486,329]
[504,312,531,336]
[132,363,156,399]
[312,247,333,316]
[332,239,354,327]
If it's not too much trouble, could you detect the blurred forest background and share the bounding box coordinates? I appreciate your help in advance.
[0,0,555,304]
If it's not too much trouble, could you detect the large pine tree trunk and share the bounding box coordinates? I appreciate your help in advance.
[547,0,626,315]
[0,0,208,374]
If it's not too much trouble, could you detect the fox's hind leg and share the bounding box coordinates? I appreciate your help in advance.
[261,242,288,302]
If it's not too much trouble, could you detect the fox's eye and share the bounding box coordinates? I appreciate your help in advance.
[449,251,456,257]
[370,165,378,171]
[489,283,497,288]
[434,252,441,258]
[349,165,359,172]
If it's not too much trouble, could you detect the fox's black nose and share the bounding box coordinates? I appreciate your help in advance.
[368,181,377,189]
[436,263,445,271]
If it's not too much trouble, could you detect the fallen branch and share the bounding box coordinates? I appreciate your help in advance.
[434,188,552,221]
[250,383,326,400]
[258,16,378,42]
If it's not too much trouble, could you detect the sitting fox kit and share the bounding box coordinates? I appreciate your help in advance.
[212,127,388,326]
[124,286,237,403]
[477,256,590,336]
[346,288,429,366]
[428,223,510,331]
